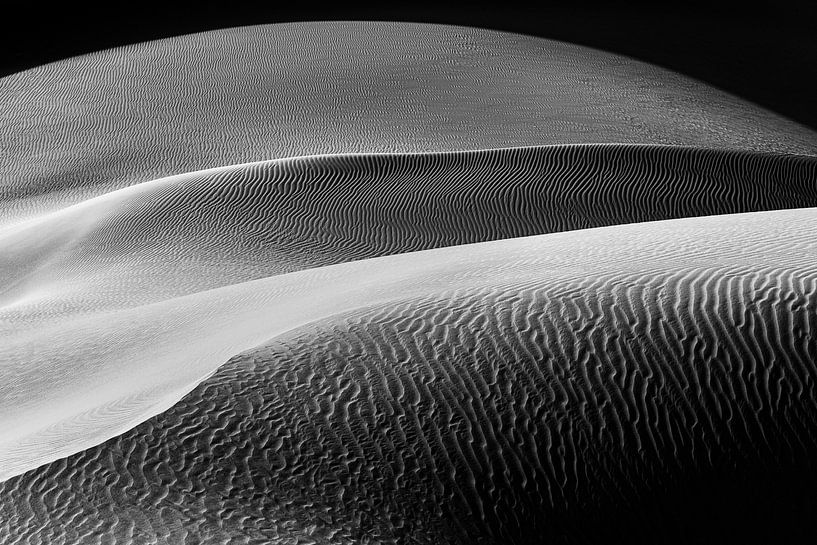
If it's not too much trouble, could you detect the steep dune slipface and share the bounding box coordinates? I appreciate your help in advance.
[2,208,817,544]
[3,22,817,228]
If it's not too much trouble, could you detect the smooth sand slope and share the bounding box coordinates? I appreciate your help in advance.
[3,22,817,228]
[2,207,817,544]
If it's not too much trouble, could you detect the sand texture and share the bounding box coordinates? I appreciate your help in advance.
[2,21,817,545]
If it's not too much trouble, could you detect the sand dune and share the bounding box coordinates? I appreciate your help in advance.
[2,207,817,543]
[3,22,817,228]
[3,145,815,317]
[2,145,817,483]
[2,20,817,545]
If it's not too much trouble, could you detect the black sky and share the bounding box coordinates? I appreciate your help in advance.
[3,2,816,132]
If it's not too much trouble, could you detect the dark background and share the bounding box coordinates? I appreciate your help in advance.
[3,2,815,131]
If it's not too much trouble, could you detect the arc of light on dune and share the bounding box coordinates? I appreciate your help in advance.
[2,203,817,482]
[5,210,817,543]
[2,145,816,317]
[3,20,817,544]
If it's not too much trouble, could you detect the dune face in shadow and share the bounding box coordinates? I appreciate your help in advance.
[3,208,817,543]
[2,21,817,545]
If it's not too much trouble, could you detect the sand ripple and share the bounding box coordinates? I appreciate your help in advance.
[2,21,817,545]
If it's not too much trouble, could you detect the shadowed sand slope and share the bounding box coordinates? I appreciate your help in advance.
[2,207,817,544]
[3,22,817,227]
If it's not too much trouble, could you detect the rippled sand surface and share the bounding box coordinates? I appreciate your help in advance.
[2,22,817,545]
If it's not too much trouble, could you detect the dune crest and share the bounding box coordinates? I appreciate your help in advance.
[3,21,817,544]
[2,142,817,480]
[3,22,817,228]
[2,207,817,542]
[2,204,817,480]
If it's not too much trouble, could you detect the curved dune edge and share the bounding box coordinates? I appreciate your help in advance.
[2,206,817,482]
[1,142,817,481]
[0,23,817,545]
[2,144,816,315]
[3,22,817,228]
[2,20,816,542]
[0,205,817,545]
[3,250,817,543]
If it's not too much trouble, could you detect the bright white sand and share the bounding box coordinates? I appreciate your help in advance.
[2,200,816,481]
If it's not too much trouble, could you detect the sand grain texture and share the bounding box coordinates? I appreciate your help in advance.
[2,21,817,545]
[3,208,817,543]
[3,22,817,227]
